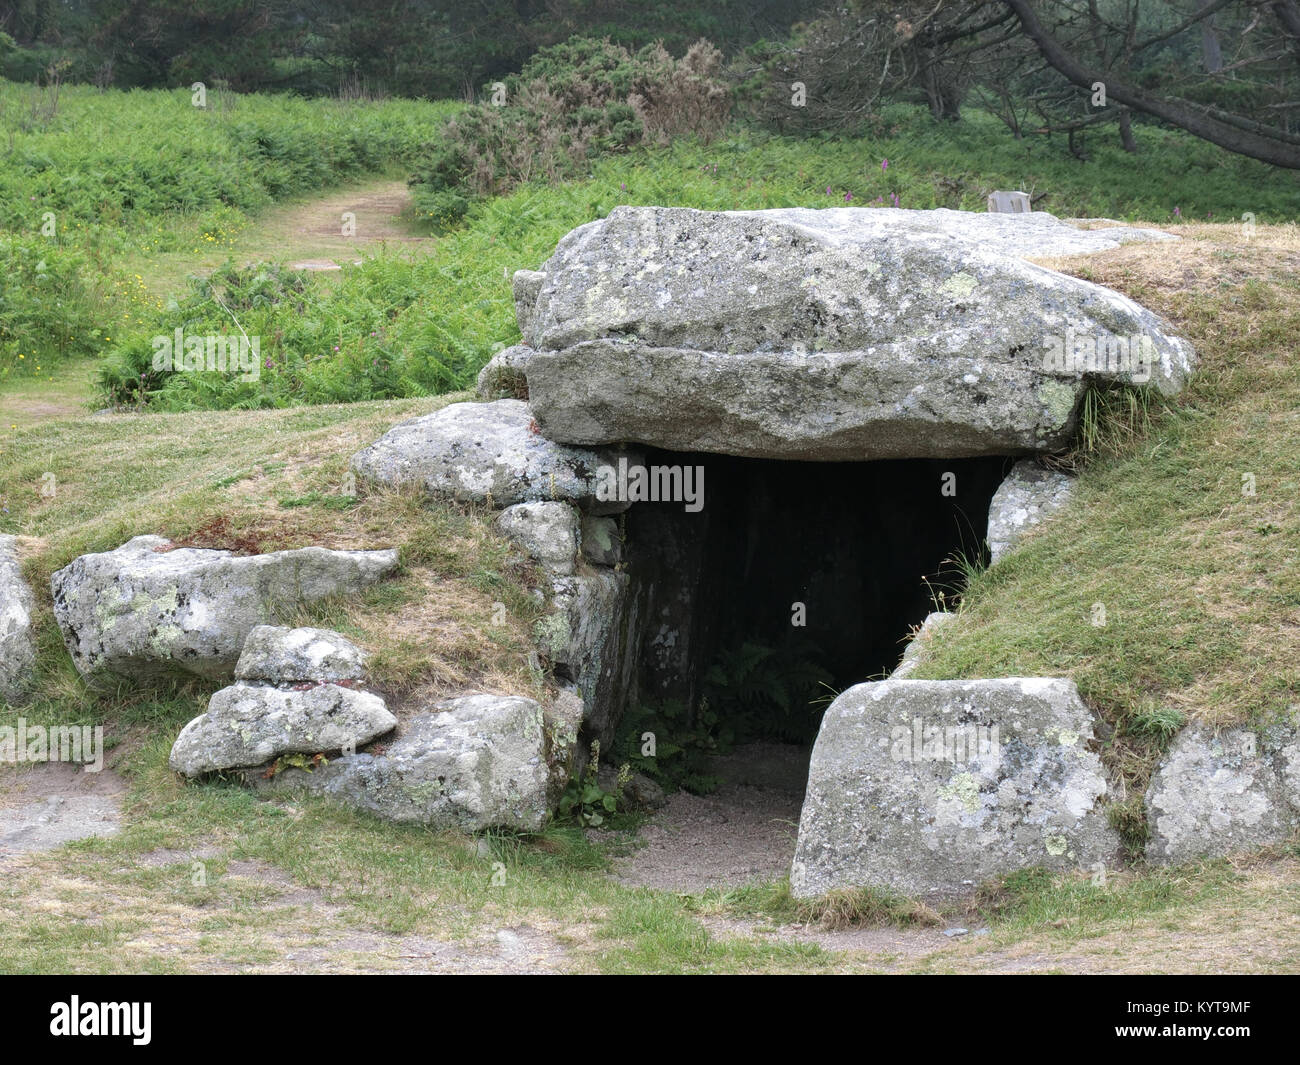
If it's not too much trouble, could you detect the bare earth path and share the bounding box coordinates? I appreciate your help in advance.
[0,177,429,426]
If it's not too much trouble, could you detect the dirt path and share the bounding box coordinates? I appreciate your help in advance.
[608,743,808,893]
[0,763,126,860]
[0,177,430,427]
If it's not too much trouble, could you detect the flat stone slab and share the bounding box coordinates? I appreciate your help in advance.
[50,536,397,684]
[1145,721,1300,864]
[516,206,1194,460]
[235,625,369,685]
[169,680,396,777]
[267,694,551,832]
[351,399,633,511]
[791,677,1119,897]
[0,764,126,859]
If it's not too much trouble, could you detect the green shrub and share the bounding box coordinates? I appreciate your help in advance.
[96,258,481,410]
[0,236,102,377]
[409,36,729,225]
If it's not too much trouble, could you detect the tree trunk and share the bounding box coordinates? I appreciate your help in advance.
[1118,107,1137,151]
[1001,0,1300,169]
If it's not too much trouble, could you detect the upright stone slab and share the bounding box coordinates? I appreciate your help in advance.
[1145,723,1300,864]
[791,677,1118,897]
[0,535,36,704]
[987,190,1031,213]
[536,571,639,751]
[986,459,1075,563]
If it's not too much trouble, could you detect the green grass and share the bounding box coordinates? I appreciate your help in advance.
[912,229,1300,813]
[3,89,1300,972]
[0,79,459,377]
[7,83,1294,407]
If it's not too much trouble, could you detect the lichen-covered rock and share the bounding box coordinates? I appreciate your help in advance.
[497,502,579,576]
[0,535,36,704]
[545,686,586,803]
[1145,722,1300,864]
[987,460,1075,562]
[50,536,398,684]
[475,344,533,400]
[519,206,1194,459]
[235,625,368,685]
[579,514,621,567]
[268,694,551,831]
[351,399,633,512]
[791,677,1118,897]
[536,572,639,750]
[169,681,396,777]
[892,612,955,678]
[512,269,546,340]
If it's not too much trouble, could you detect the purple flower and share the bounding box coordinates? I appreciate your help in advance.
[1173,206,1181,217]
[844,192,853,203]
[881,159,889,172]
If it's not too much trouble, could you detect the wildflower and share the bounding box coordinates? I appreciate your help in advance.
[844,192,853,203]
[881,158,889,172]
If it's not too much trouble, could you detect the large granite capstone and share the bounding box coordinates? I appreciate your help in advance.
[515,206,1194,459]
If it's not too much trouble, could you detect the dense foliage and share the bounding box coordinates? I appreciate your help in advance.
[409,36,730,226]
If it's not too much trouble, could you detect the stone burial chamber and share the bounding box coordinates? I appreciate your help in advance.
[352,205,1201,894]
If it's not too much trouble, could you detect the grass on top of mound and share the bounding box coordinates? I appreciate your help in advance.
[912,223,1300,851]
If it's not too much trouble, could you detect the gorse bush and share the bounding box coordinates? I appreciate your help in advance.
[409,36,730,226]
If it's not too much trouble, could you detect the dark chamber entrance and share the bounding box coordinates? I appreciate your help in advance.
[626,452,1012,746]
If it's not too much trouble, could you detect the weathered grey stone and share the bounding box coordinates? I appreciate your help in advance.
[892,612,955,679]
[1063,218,1183,246]
[512,269,546,340]
[536,572,639,750]
[987,460,1076,563]
[169,681,396,777]
[519,206,1193,459]
[497,502,579,576]
[235,625,368,685]
[50,536,398,684]
[987,190,1030,213]
[351,399,633,512]
[545,686,586,803]
[270,694,551,831]
[1145,722,1300,864]
[0,535,36,705]
[579,514,622,567]
[475,344,533,400]
[791,677,1118,897]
